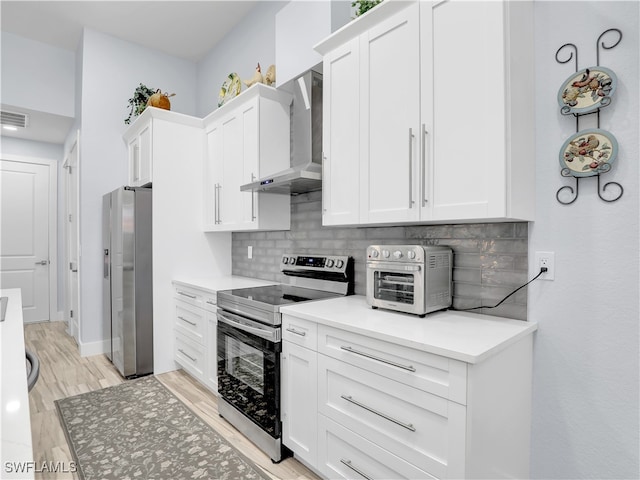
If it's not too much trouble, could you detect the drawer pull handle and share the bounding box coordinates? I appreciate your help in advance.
[206,300,216,306]
[340,346,416,372]
[286,327,306,337]
[178,316,197,327]
[177,291,197,299]
[340,459,373,480]
[341,395,416,432]
[178,349,197,362]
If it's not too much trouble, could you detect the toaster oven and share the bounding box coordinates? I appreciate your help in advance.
[366,245,452,316]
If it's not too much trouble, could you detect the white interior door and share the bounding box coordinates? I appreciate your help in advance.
[0,159,51,323]
[64,136,80,342]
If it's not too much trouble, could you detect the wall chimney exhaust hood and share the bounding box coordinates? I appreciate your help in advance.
[240,70,322,195]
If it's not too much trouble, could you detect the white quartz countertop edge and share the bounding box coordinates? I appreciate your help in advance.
[172,276,278,294]
[0,288,34,479]
[280,296,538,364]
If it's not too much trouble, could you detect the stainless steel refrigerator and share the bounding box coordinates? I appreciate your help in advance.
[102,186,153,378]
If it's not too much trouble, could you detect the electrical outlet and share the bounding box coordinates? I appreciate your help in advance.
[247,246,253,259]
[535,251,555,280]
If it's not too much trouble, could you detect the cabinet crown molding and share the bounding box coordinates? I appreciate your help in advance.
[123,106,202,142]
[314,0,416,55]
[203,83,293,127]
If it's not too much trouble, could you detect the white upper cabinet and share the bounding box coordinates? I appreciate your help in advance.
[360,3,421,224]
[123,107,203,188]
[203,84,293,232]
[316,0,534,226]
[321,37,361,226]
[429,0,534,221]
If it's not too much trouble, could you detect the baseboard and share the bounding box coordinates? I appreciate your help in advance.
[52,310,65,321]
[79,339,110,357]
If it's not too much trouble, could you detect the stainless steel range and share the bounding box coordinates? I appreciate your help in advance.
[216,253,353,462]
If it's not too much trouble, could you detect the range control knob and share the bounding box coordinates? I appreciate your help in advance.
[289,257,296,265]
[282,257,289,264]
[370,250,379,258]
[326,259,335,268]
[336,259,345,269]
[382,250,390,259]
[393,250,403,259]
[407,250,416,260]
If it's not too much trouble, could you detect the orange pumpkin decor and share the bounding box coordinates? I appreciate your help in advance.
[147,89,176,110]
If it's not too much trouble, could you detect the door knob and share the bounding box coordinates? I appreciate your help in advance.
[35,260,49,265]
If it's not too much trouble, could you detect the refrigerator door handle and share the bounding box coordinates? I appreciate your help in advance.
[103,249,109,278]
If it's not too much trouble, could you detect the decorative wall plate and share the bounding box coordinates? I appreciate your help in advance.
[559,128,618,177]
[557,66,617,115]
[218,73,242,107]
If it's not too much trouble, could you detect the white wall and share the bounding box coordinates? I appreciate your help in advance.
[78,28,199,348]
[196,1,286,117]
[1,32,75,117]
[529,2,639,478]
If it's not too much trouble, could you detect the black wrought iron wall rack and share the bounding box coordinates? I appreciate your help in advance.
[555,28,624,205]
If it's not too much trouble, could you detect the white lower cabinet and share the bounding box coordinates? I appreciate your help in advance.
[318,415,436,480]
[281,341,318,467]
[281,315,533,479]
[172,282,218,394]
[318,354,465,479]
[281,315,319,467]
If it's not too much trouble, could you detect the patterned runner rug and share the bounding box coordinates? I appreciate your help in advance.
[55,376,270,480]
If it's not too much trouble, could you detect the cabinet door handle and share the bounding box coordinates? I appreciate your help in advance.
[408,128,415,208]
[178,349,197,362]
[285,327,306,337]
[206,300,216,306]
[341,395,416,432]
[178,316,197,326]
[251,173,256,222]
[215,184,221,224]
[422,124,429,207]
[340,459,373,480]
[340,345,416,372]
[177,291,197,299]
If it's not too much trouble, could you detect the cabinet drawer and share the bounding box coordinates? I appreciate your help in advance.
[175,331,205,381]
[173,284,205,308]
[282,314,317,349]
[318,415,436,480]
[318,324,467,404]
[318,354,466,478]
[174,300,206,344]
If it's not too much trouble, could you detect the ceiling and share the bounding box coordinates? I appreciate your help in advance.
[0,0,260,145]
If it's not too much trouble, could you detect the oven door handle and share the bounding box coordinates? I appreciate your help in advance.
[367,263,422,273]
[217,311,280,343]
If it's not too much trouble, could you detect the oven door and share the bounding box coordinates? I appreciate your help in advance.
[366,262,425,314]
[217,309,281,438]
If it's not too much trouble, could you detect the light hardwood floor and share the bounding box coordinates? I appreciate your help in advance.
[24,321,320,480]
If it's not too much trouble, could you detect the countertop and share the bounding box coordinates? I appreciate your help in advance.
[0,288,34,479]
[280,295,538,364]
[172,275,277,294]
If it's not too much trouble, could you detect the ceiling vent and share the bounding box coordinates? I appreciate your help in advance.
[1,110,29,128]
